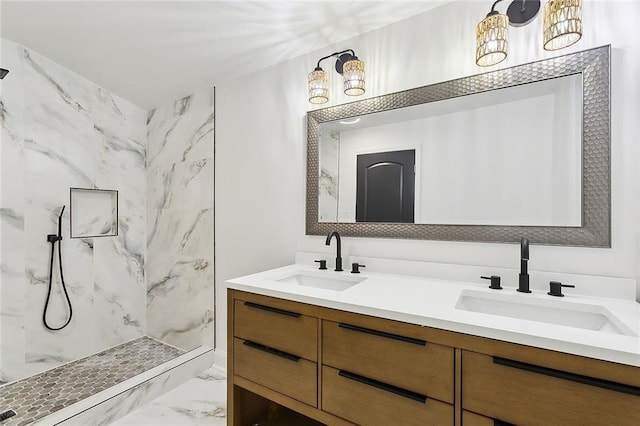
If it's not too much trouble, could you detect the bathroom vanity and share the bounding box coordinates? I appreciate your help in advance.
[226,264,640,426]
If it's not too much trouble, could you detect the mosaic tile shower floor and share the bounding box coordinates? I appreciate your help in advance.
[0,336,184,426]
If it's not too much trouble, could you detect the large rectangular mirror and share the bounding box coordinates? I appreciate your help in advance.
[307,46,610,246]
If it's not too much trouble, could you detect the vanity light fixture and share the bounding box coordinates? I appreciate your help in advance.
[475,2,510,67]
[476,0,582,66]
[308,49,365,104]
[543,0,582,51]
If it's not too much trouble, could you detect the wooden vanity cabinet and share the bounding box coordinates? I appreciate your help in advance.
[228,290,456,425]
[228,290,640,426]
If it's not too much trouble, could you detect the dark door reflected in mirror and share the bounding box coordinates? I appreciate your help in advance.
[356,150,415,223]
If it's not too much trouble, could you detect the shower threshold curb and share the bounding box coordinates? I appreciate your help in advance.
[34,346,214,425]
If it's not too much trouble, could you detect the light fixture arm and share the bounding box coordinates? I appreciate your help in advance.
[315,49,358,74]
[486,0,540,26]
[489,0,504,15]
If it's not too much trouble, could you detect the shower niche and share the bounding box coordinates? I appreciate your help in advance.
[70,187,119,238]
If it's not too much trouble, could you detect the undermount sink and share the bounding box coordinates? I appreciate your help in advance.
[455,290,636,336]
[276,270,366,292]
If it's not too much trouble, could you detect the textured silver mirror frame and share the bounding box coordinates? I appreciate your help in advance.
[306,45,610,247]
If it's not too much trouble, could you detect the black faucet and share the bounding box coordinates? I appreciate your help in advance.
[325,231,343,271]
[517,237,531,293]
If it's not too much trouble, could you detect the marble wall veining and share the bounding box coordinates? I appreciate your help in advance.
[0,37,27,386]
[146,90,215,351]
[318,130,339,223]
[0,39,147,383]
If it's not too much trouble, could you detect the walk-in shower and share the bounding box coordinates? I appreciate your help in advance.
[1,35,215,424]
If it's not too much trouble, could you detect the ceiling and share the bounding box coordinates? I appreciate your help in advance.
[1,1,452,109]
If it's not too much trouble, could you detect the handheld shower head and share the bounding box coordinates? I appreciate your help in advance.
[58,206,66,238]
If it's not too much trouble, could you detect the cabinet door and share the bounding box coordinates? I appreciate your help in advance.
[323,320,454,403]
[322,366,453,426]
[462,351,640,426]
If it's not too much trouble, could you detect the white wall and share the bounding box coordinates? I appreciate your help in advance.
[334,81,582,225]
[215,1,640,353]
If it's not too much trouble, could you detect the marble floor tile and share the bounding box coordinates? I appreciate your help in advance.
[111,366,226,425]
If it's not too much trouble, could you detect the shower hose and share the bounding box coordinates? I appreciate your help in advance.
[43,205,73,331]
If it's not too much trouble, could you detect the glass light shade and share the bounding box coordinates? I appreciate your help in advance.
[308,69,329,104]
[476,13,509,67]
[343,59,365,96]
[543,0,582,51]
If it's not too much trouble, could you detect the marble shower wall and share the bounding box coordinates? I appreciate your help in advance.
[0,39,147,383]
[318,130,339,222]
[146,90,214,350]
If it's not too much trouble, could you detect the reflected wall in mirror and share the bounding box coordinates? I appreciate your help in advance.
[308,46,610,246]
[320,75,583,226]
[70,187,119,238]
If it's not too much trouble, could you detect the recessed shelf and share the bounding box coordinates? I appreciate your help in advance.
[70,187,118,238]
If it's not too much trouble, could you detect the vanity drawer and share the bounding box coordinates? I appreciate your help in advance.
[234,338,317,407]
[323,320,454,403]
[234,298,317,361]
[321,366,452,426]
[462,351,640,426]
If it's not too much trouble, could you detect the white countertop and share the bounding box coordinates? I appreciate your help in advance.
[227,263,640,367]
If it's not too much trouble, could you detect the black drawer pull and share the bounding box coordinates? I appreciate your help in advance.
[338,323,427,346]
[338,370,427,403]
[493,357,640,397]
[243,340,300,362]
[243,301,301,318]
